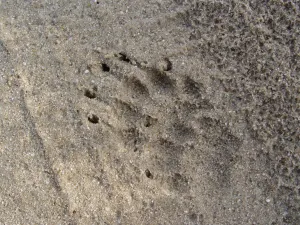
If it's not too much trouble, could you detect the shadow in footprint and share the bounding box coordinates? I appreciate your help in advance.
[147,68,174,93]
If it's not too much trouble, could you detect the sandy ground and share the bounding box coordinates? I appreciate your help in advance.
[0,0,299,224]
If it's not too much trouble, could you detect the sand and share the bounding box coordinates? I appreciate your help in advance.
[0,0,299,224]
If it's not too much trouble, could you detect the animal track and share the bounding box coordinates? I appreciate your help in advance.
[123,76,149,98]
[113,99,141,124]
[171,173,189,192]
[145,169,154,179]
[84,86,97,99]
[147,68,175,93]
[184,77,204,99]
[101,63,110,72]
[118,52,131,63]
[88,114,99,124]
[121,127,144,152]
[183,77,214,110]
[144,115,157,128]
[79,50,241,193]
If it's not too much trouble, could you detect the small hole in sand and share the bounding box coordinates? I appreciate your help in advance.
[144,115,156,127]
[119,52,131,63]
[88,114,99,124]
[102,63,110,72]
[84,89,96,99]
[145,169,153,179]
[163,58,172,71]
